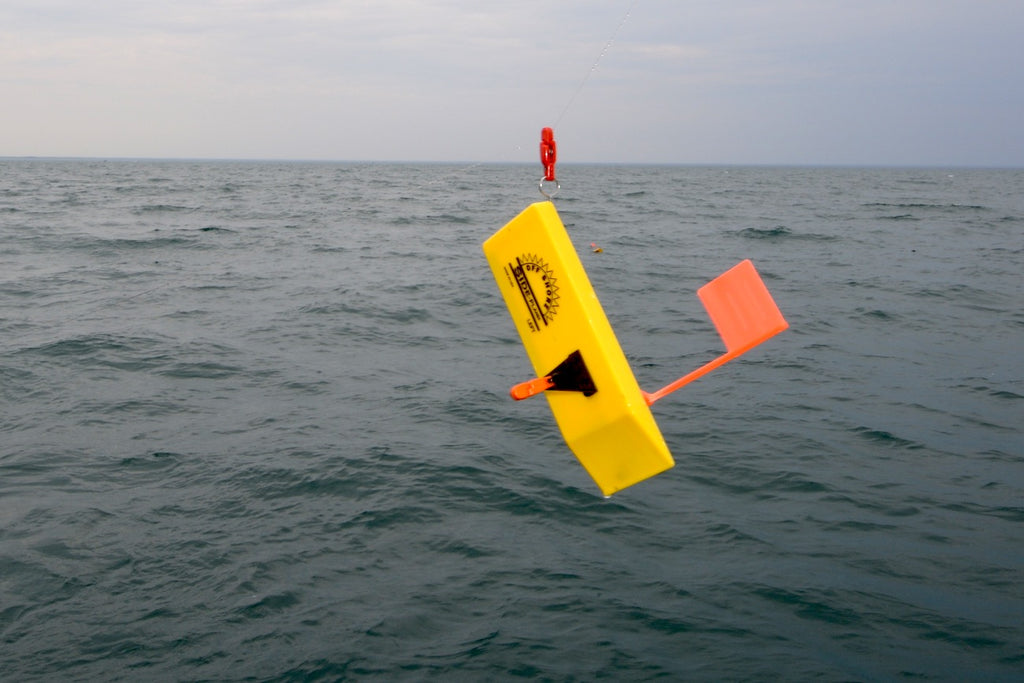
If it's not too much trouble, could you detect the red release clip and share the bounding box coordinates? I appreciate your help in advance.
[540,127,557,182]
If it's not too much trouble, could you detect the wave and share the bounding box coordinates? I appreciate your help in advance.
[3,160,1022,682]
[731,226,837,241]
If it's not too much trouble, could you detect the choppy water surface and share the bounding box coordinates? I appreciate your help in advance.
[1,160,1022,680]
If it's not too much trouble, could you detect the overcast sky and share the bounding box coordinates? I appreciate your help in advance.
[2,0,1021,166]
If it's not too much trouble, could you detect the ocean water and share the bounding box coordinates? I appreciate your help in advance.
[1,159,1021,680]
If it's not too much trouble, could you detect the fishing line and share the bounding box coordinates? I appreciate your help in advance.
[552,0,638,130]
[402,1,638,195]
[537,0,637,198]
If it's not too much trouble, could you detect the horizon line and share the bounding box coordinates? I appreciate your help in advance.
[2,155,1022,171]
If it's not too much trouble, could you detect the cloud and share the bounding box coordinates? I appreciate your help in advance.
[2,0,1021,164]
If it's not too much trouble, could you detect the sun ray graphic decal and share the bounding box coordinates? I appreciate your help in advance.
[508,253,560,332]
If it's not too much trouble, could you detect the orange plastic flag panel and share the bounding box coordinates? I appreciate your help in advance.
[642,259,789,405]
[698,259,789,354]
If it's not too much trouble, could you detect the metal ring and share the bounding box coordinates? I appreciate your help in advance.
[539,177,560,199]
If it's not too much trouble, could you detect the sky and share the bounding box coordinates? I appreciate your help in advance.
[2,0,1022,166]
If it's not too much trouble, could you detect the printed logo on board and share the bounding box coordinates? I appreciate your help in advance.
[508,254,559,332]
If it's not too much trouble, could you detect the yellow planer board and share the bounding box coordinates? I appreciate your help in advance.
[482,201,674,496]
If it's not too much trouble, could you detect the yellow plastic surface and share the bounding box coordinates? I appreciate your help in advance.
[482,201,674,495]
